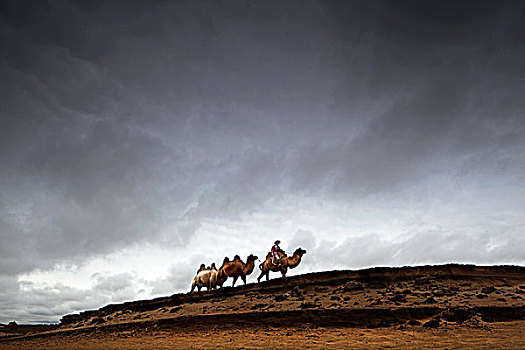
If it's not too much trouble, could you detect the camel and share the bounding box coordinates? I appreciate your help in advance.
[217,254,259,287]
[257,247,306,282]
[190,263,218,292]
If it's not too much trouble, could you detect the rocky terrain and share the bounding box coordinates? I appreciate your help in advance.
[1,264,524,349]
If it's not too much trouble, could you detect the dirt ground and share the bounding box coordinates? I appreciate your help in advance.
[2,264,524,349]
[1,322,524,349]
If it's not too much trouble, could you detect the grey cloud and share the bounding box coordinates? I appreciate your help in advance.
[288,229,316,254]
[3,1,524,262]
[91,272,133,292]
[0,115,189,274]
[148,255,213,296]
[0,271,141,324]
[297,226,525,273]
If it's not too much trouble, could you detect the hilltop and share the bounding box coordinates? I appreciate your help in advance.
[1,264,524,349]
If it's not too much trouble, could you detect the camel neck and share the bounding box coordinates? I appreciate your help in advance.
[244,259,255,274]
[287,254,301,267]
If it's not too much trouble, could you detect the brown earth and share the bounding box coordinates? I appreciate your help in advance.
[1,264,525,349]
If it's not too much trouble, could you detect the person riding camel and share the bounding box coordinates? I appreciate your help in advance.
[271,240,285,267]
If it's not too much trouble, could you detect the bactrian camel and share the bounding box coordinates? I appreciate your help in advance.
[257,247,306,282]
[191,263,218,292]
[217,254,258,287]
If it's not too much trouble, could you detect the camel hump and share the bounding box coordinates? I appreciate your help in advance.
[234,255,241,261]
[197,263,206,273]
[197,270,209,278]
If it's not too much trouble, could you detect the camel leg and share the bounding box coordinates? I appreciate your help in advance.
[241,275,246,285]
[266,271,269,281]
[257,269,265,283]
[232,276,238,287]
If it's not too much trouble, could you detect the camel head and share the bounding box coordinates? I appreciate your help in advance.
[247,254,259,262]
[293,248,307,257]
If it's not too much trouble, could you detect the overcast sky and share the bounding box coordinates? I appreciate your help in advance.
[1,0,524,324]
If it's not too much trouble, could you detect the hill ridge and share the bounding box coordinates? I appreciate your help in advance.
[60,264,525,325]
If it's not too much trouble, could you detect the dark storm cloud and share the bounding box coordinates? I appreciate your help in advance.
[286,1,525,195]
[1,0,525,323]
[0,0,345,274]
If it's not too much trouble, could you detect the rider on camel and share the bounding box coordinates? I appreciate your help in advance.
[271,240,285,267]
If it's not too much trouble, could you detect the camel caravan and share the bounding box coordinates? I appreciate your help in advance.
[190,240,306,292]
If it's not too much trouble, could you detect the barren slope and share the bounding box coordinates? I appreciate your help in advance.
[1,264,524,349]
